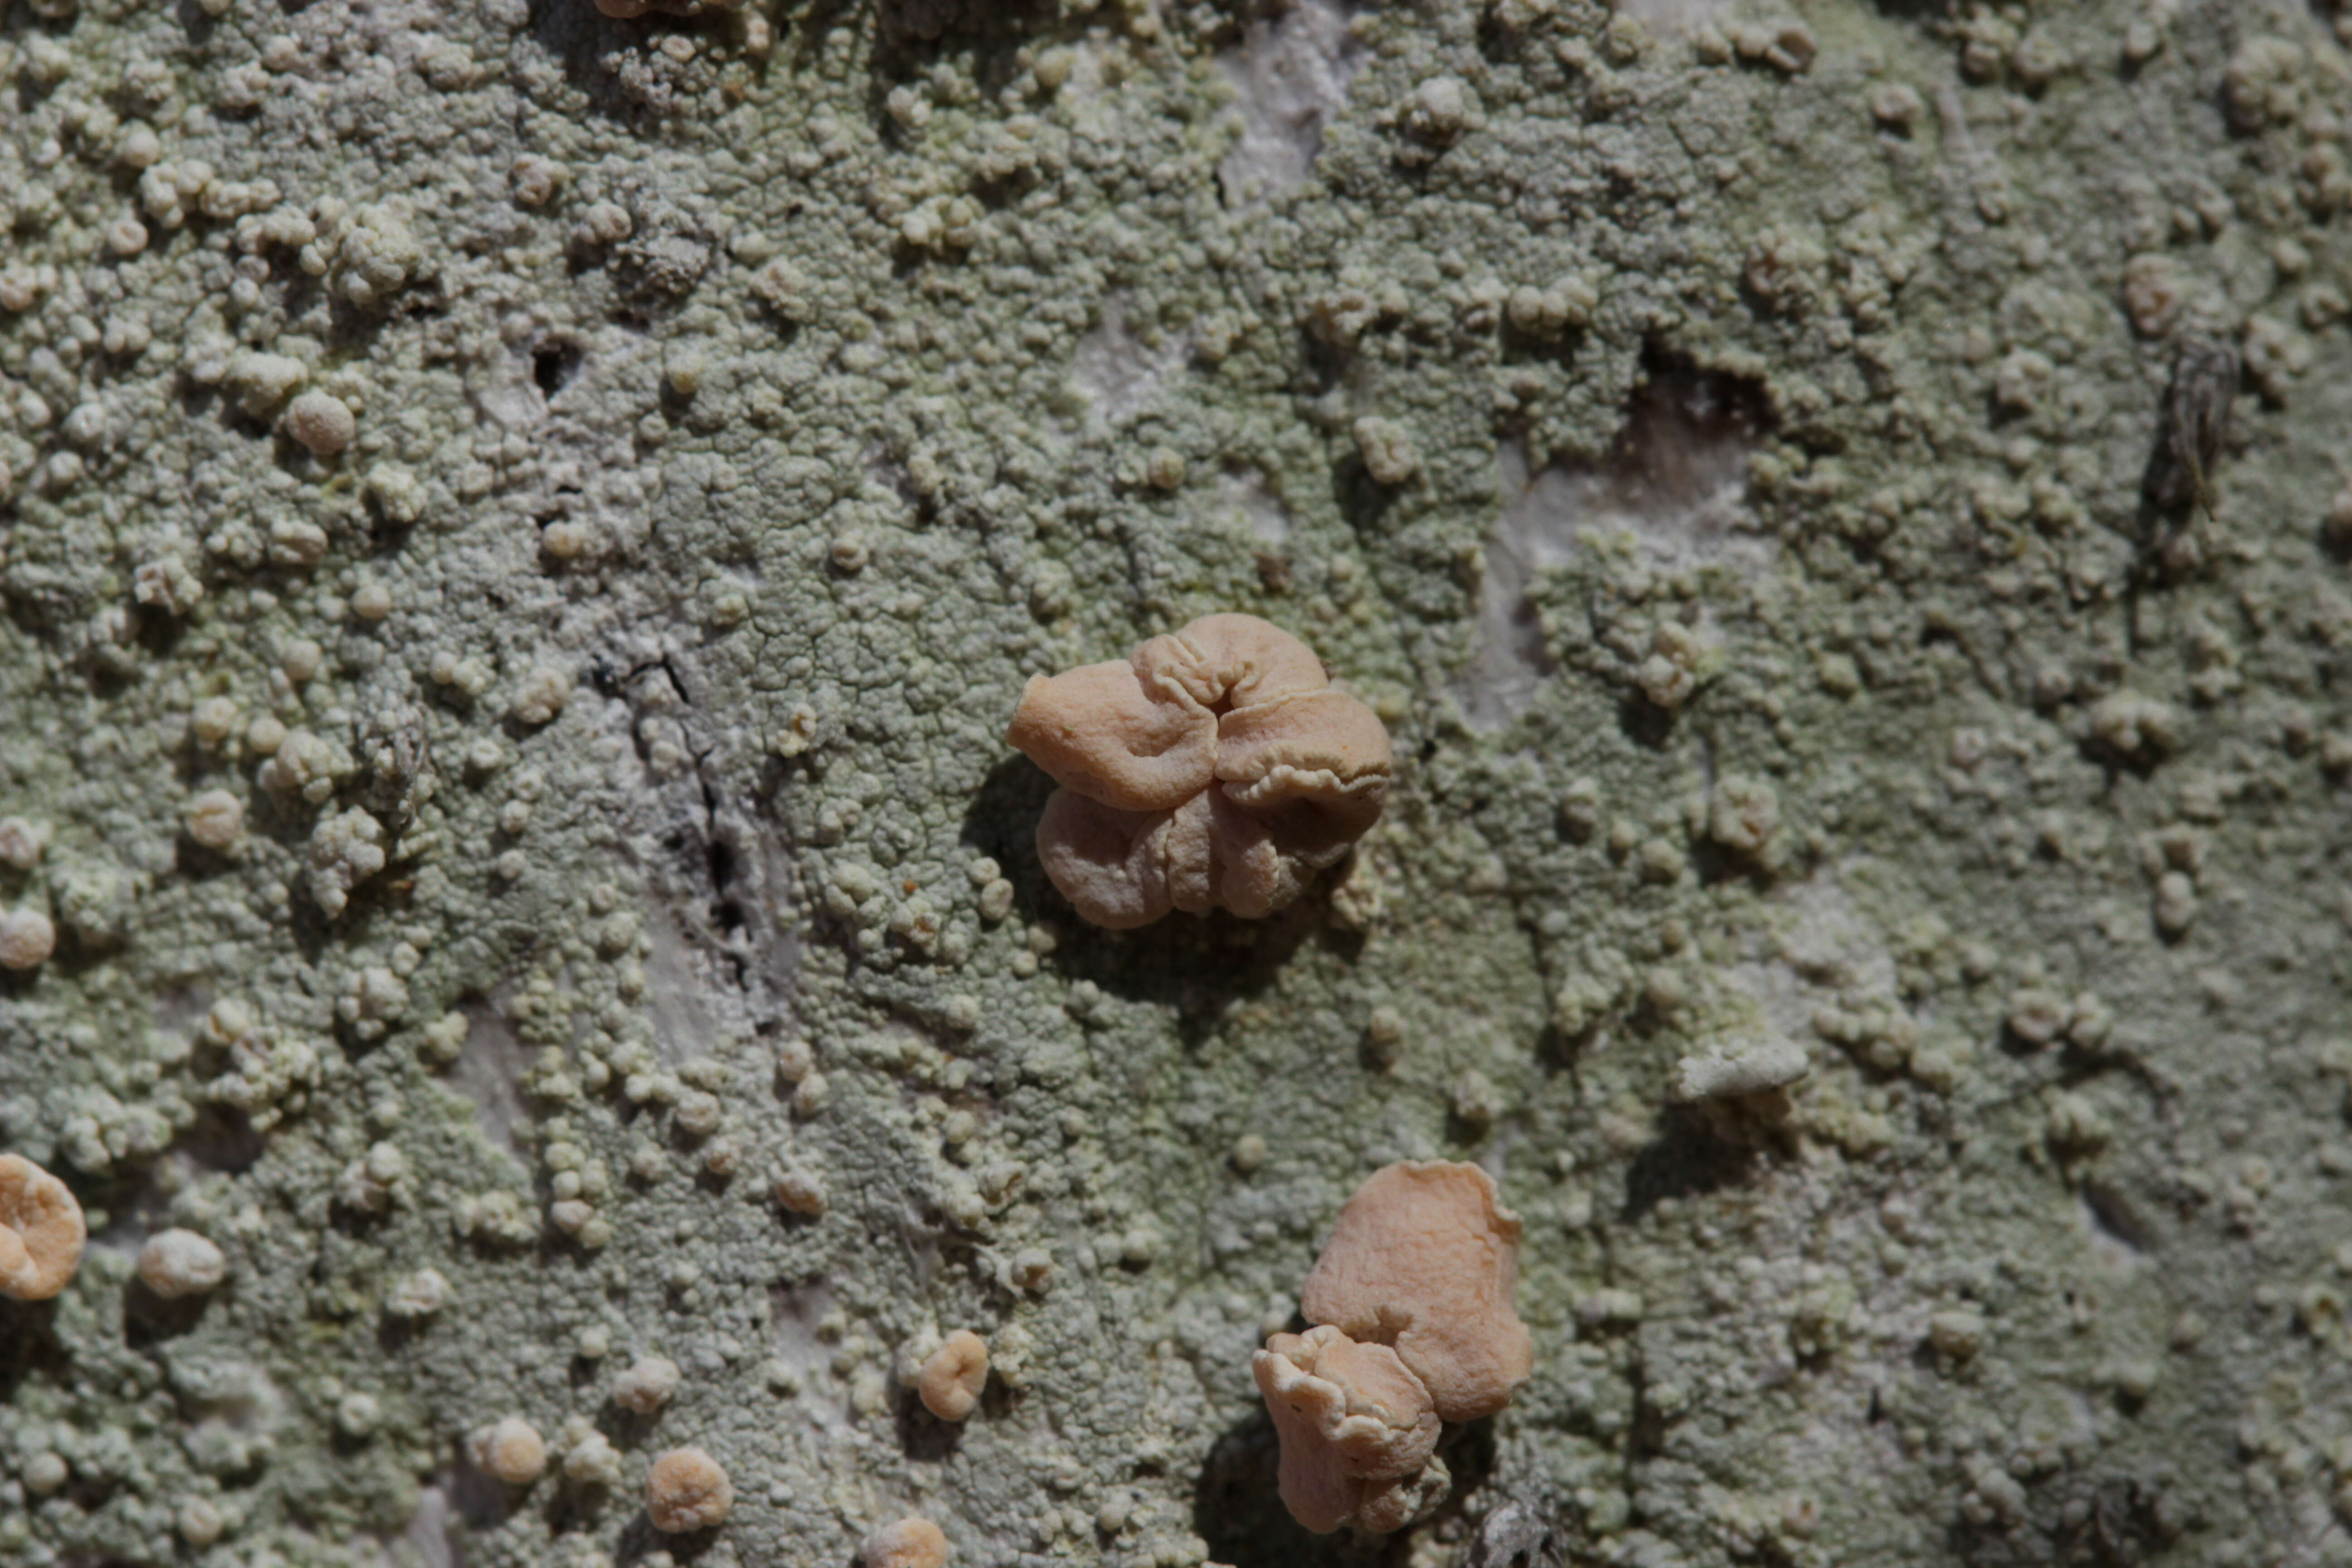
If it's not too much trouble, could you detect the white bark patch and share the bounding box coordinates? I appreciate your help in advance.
[1454,441,1583,730]
[1070,296,1188,429]
[449,990,534,1150]
[767,1279,855,1434]
[1215,0,1367,207]
[1455,369,1765,729]
[1720,870,1901,1039]
[1214,466,1293,546]
[395,1485,456,1568]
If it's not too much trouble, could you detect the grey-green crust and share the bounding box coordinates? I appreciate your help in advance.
[4,0,2352,1564]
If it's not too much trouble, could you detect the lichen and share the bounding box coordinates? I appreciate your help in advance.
[3,0,2352,1564]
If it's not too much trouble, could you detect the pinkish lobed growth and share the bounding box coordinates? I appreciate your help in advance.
[645,1446,732,1532]
[1004,614,1391,928]
[919,1330,989,1422]
[1252,1324,1446,1534]
[1300,1161,1533,1423]
[1255,1161,1534,1535]
[863,1516,951,1568]
[0,1154,85,1302]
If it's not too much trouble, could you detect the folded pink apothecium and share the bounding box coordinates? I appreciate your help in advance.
[1004,614,1391,928]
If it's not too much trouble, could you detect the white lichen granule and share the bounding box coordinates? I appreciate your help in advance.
[792,1071,830,1117]
[1352,415,1419,485]
[578,200,632,244]
[336,1391,381,1438]
[308,808,390,921]
[511,154,567,206]
[674,1089,723,1138]
[563,1425,626,1488]
[420,1010,469,1063]
[509,666,572,726]
[24,1451,68,1495]
[1928,1308,1987,1359]
[614,1354,681,1413]
[1672,1038,1810,1102]
[384,1266,451,1319]
[183,789,245,850]
[775,1037,816,1082]
[0,816,48,869]
[1007,1246,1053,1293]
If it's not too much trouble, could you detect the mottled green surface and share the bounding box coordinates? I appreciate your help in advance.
[5,0,2352,1563]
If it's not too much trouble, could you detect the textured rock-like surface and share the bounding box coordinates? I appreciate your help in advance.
[5,1,2352,1565]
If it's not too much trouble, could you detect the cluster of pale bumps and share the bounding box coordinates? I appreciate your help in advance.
[2,619,1460,1561]
[1005,615,1392,928]
[1255,1162,1533,1534]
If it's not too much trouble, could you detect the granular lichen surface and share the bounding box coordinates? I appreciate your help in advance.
[3,0,2352,1565]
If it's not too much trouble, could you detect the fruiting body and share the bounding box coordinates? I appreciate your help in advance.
[918,1330,988,1421]
[1300,1161,1533,1421]
[136,1229,228,1298]
[562,1424,626,1488]
[645,1446,732,1531]
[283,389,356,456]
[1004,615,1391,928]
[0,907,56,970]
[1252,1324,1446,1534]
[773,1167,826,1216]
[470,1416,548,1485]
[1256,1161,1534,1534]
[0,1154,86,1301]
[863,1517,951,1568]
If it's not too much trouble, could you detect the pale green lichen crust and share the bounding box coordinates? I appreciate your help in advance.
[4,0,2352,1565]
